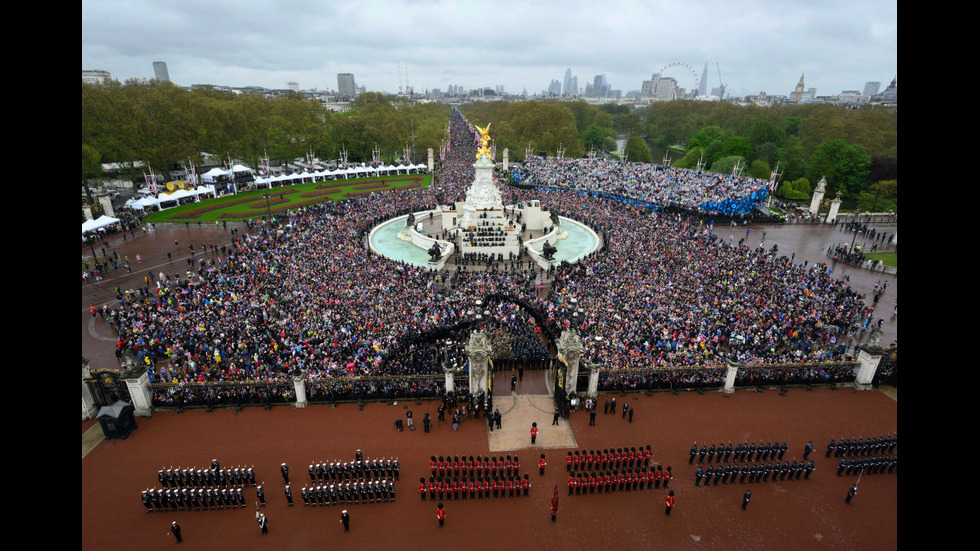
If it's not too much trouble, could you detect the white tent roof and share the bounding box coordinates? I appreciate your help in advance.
[231,164,253,173]
[201,168,232,182]
[82,215,121,234]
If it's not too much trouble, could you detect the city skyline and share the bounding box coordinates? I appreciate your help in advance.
[82,0,896,98]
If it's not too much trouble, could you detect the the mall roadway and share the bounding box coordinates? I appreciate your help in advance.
[81,219,897,374]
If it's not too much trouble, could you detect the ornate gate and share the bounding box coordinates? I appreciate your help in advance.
[86,369,132,408]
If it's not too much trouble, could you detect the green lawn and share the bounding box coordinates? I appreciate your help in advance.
[864,252,897,268]
[144,175,430,223]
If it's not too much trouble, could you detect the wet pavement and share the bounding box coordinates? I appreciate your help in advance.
[81,219,897,374]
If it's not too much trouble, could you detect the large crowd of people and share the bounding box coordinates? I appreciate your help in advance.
[106,108,884,408]
[514,155,769,216]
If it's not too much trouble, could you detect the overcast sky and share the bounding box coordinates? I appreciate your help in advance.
[82,0,897,97]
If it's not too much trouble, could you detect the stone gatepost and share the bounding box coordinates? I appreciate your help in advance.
[82,205,94,221]
[808,177,827,214]
[825,192,842,224]
[96,191,115,217]
[444,369,455,393]
[587,364,600,398]
[82,361,98,421]
[503,148,509,171]
[427,147,434,173]
[465,330,492,395]
[557,330,584,394]
[292,373,308,408]
[854,328,885,389]
[123,371,154,417]
[723,357,741,393]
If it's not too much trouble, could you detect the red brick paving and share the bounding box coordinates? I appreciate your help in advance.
[82,383,897,550]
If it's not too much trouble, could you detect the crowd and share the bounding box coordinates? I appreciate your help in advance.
[515,155,770,216]
[104,108,879,408]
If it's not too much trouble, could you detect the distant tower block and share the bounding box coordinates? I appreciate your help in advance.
[153,61,170,82]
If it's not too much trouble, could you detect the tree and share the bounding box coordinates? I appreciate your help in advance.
[807,139,871,198]
[749,119,784,149]
[749,159,771,180]
[855,180,897,212]
[709,155,745,175]
[82,143,102,203]
[778,178,812,200]
[623,136,652,163]
[580,124,616,152]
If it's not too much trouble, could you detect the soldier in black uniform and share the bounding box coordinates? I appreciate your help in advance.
[285,485,294,506]
[703,466,712,486]
[826,439,836,458]
[706,444,716,463]
[280,463,289,484]
[803,441,814,460]
[804,460,815,480]
[256,485,266,507]
[724,442,733,462]
[778,441,788,460]
[698,445,707,464]
[142,490,153,513]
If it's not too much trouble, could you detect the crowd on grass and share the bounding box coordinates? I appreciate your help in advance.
[103,108,890,408]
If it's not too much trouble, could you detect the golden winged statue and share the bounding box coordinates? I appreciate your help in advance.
[475,123,493,161]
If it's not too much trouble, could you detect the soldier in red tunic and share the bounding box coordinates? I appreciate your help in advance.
[436,502,446,527]
[539,454,547,476]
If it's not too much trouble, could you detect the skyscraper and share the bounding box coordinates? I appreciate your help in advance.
[337,73,356,97]
[699,62,709,97]
[562,69,578,96]
[863,82,881,97]
[153,61,170,82]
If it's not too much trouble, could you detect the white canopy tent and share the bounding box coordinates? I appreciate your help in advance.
[201,168,232,183]
[82,215,121,235]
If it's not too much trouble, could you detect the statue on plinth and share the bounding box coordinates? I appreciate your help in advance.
[475,123,493,161]
[427,242,443,262]
[406,212,415,228]
[541,240,557,261]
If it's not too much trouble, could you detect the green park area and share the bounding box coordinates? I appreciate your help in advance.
[143,175,430,223]
[864,251,897,268]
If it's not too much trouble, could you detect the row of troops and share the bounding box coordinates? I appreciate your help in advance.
[695,460,814,486]
[420,473,531,500]
[689,441,791,464]
[568,466,671,495]
[566,446,654,471]
[306,458,400,483]
[836,455,897,476]
[297,480,396,506]
[429,455,522,478]
[157,464,256,489]
[827,435,897,458]
[142,486,248,512]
